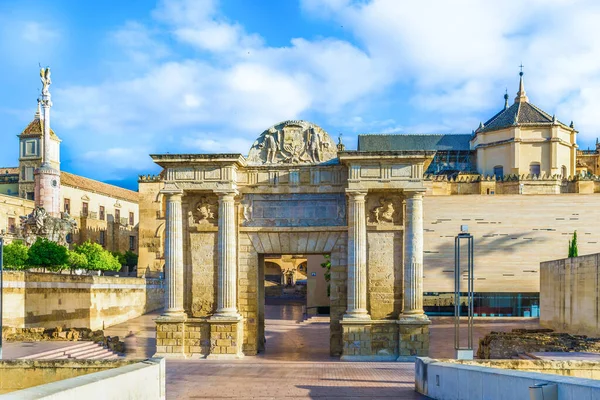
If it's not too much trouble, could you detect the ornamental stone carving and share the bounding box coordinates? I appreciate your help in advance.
[367,195,402,225]
[189,195,218,225]
[247,120,337,166]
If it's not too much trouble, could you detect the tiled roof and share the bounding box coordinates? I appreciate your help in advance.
[477,101,570,133]
[20,117,58,138]
[1,167,19,175]
[358,134,472,152]
[60,171,139,203]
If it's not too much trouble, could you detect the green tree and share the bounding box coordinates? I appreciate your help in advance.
[568,231,579,258]
[65,250,88,271]
[74,241,121,272]
[321,254,332,297]
[111,251,126,266]
[2,241,29,270]
[27,237,68,271]
[124,250,138,267]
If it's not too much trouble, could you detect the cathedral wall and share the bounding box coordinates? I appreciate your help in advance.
[423,194,600,294]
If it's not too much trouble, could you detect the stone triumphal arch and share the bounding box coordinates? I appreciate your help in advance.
[152,120,434,360]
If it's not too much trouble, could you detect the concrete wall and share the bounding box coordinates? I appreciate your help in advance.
[415,357,600,400]
[423,194,600,293]
[2,272,164,330]
[540,253,600,336]
[0,358,165,399]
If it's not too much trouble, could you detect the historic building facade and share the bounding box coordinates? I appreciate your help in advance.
[0,70,139,256]
[139,72,600,360]
[146,120,432,360]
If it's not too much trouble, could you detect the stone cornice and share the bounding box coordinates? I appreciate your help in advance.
[150,153,246,168]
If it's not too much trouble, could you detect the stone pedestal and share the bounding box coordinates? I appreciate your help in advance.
[162,189,185,317]
[344,190,370,320]
[341,320,372,361]
[397,319,431,361]
[207,316,244,359]
[154,316,188,359]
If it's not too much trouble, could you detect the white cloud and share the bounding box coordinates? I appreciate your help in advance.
[42,0,600,182]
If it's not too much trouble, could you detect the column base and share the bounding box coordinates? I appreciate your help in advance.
[343,309,371,321]
[396,318,431,362]
[161,309,186,318]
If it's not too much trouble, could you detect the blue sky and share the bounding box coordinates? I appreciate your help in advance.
[2,0,600,191]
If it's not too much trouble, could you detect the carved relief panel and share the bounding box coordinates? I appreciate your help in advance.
[246,120,338,166]
[186,194,219,227]
[366,193,403,226]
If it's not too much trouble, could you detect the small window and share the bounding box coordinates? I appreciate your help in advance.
[82,202,89,217]
[25,140,37,156]
[129,236,136,251]
[493,166,503,179]
[8,217,16,234]
[64,198,70,214]
[129,212,134,226]
[25,167,34,181]
[99,231,106,246]
[529,162,541,176]
[26,192,34,200]
[561,165,567,178]
[66,233,73,244]
[99,206,105,221]
[115,209,121,223]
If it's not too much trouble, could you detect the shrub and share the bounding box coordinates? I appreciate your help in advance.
[568,231,578,258]
[74,241,121,272]
[27,237,68,271]
[65,250,88,271]
[2,241,29,270]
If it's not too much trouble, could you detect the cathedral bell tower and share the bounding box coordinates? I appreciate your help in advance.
[34,67,61,217]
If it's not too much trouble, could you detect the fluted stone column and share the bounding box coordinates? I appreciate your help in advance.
[344,190,370,320]
[162,189,185,317]
[402,191,426,318]
[214,190,240,318]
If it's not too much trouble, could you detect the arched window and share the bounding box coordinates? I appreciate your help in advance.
[561,165,567,178]
[529,162,541,176]
[493,166,503,179]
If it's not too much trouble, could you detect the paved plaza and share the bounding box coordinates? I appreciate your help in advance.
[98,305,539,399]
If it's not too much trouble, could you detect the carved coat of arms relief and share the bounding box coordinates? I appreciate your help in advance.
[247,120,337,166]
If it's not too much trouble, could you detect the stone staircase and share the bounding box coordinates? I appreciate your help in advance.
[18,341,123,360]
[301,315,330,324]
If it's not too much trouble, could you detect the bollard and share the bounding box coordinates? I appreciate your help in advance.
[529,382,557,400]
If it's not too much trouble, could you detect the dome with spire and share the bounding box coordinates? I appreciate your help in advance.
[474,72,573,135]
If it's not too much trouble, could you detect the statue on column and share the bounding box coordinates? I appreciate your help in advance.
[40,67,52,95]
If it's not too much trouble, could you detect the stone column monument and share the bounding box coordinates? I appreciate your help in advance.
[398,190,430,361]
[162,189,185,317]
[344,190,370,320]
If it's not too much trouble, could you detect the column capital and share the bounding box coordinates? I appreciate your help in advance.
[345,189,368,201]
[403,190,425,199]
[160,188,184,197]
[214,189,238,199]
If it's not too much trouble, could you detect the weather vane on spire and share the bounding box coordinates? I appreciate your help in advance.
[519,63,524,76]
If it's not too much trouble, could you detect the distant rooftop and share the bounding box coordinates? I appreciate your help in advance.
[358,134,472,152]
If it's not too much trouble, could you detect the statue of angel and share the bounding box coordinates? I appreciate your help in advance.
[40,67,52,95]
